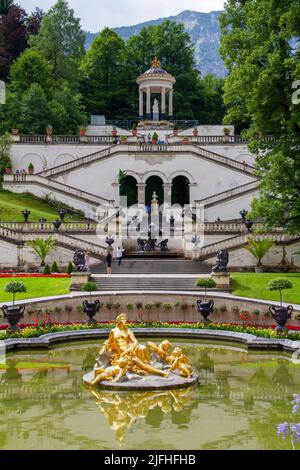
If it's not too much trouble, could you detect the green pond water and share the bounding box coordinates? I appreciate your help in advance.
[0,339,300,450]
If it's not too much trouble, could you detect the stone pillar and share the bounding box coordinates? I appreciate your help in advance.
[137,183,146,207]
[163,183,172,206]
[169,89,173,117]
[161,87,166,119]
[139,88,144,119]
[146,87,151,119]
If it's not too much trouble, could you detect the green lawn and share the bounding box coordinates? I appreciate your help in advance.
[231,273,300,304]
[0,278,71,302]
[0,190,85,222]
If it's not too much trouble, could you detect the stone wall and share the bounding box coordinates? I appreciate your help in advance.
[1,292,299,327]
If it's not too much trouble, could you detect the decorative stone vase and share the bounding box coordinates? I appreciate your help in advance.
[5,167,12,175]
[197,300,214,324]
[173,130,178,136]
[192,130,198,137]
[22,210,30,222]
[11,128,19,136]
[182,138,189,144]
[46,126,53,136]
[112,129,117,137]
[28,166,34,175]
[132,129,137,136]
[269,305,293,334]
[79,129,86,136]
[83,300,100,324]
[1,304,25,332]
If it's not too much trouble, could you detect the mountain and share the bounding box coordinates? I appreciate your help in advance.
[85,10,227,77]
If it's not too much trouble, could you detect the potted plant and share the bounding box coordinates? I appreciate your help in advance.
[1,281,27,332]
[173,124,179,136]
[46,125,53,136]
[81,281,100,324]
[196,278,217,323]
[192,126,198,137]
[182,136,189,144]
[132,124,138,136]
[112,126,117,137]
[28,162,34,175]
[5,160,12,174]
[120,136,128,143]
[152,132,158,144]
[244,238,274,272]
[267,278,294,334]
[79,127,87,136]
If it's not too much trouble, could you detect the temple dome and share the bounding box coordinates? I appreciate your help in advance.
[139,58,174,79]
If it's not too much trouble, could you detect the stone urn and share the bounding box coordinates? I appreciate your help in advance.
[269,305,293,334]
[83,300,100,324]
[197,300,214,324]
[1,304,25,332]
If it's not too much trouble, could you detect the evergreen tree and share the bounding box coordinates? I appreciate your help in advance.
[19,83,51,134]
[29,0,85,89]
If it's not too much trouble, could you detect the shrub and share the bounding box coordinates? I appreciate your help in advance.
[54,307,62,314]
[43,264,51,275]
[106,303,112,310]
[219,305,227,313]
[65,305,73,313]
[232,306,240,314]
[114,303,121,310]
[76,304,83,313]
[51,261,59,273]
[174,302,181,308]
[126,303,133,311]
[253,309,261,316]
[181,303,189,311]
[66,262,74,275]
[154,302,162,309]
[81,282,98,301]
[136,302,143,309]
[3,281,27,304]
[163,303,172,310]
[144,304,153,310]
[196,278,217,298]
[267,278,294,306]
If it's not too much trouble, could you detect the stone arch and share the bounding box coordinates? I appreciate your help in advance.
[142,170,168,184]
[53,153,76,167]
[171,175,190,206]
[20,153,47,173]
[168,170,196,184]
[113,170,143,185]
[145,175,164,205]
[120,175,138,207]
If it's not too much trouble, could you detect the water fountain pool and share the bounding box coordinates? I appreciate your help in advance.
[0,339,300,450]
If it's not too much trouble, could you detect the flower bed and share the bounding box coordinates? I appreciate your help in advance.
[0,273,70,278]
[1,320,300,341]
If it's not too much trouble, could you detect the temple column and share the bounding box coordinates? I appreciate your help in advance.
[146,87,151,119]
[137,183,146,207]
[139,89,144,119]
[161,87,166,120]
[169,89,173,117]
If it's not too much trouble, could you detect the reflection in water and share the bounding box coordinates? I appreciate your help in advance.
[91,388,193,443]
[1,341,300,450]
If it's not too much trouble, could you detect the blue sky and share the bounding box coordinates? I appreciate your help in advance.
[18,0,225,32]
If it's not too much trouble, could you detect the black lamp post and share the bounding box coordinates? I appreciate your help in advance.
[22,209,30,223]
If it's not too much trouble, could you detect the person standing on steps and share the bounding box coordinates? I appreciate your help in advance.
[106,251,112,275]
[116,246,125,266]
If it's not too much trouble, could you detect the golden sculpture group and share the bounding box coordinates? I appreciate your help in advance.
[92,314,194,385]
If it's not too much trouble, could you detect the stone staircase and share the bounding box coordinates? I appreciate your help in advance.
[90,276,211,292]
[91,258,211,274]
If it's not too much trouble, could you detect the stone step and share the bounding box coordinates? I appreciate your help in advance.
[90,277,215,291]
[91,259,211,274]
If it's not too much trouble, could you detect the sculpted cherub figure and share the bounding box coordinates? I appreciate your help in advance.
[168,347,194,378]
[92,357,130,385]
[147,340,172,364]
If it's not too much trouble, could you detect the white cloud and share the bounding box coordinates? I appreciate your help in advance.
[18,0,225,32]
